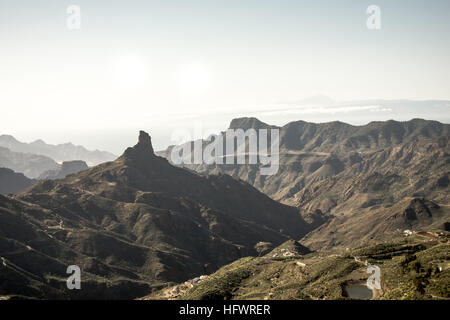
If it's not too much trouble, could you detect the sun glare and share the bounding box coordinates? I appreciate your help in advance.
[112,55,147,89]
[178,62,209,94]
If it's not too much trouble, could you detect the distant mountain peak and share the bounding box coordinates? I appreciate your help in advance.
[31,139,46,145]
[0,134,116,166]
[0,134,19,143]
[229,117,275,130]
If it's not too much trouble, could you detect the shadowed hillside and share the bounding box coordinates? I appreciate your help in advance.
[0,168,36,195]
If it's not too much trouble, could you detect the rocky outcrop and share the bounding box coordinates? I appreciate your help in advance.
[38,160,88,180]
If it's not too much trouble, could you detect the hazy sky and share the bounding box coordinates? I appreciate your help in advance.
[0,0,449,153]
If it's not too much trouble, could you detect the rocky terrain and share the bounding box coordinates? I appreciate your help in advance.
[159,118,450,250]
[0,131,312,299]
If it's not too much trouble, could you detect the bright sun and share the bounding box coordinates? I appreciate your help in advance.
[178,62,209,94]
[112,55,147,89]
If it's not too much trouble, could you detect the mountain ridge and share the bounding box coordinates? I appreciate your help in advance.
[0,134,116,166]
[0,146,59,178]
[158,118,450,250]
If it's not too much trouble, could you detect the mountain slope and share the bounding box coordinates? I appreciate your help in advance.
[0,131,312,299]
[0,194,152,299]
[0,168,36,194]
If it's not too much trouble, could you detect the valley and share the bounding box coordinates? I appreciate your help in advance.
[144,233,449,300]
